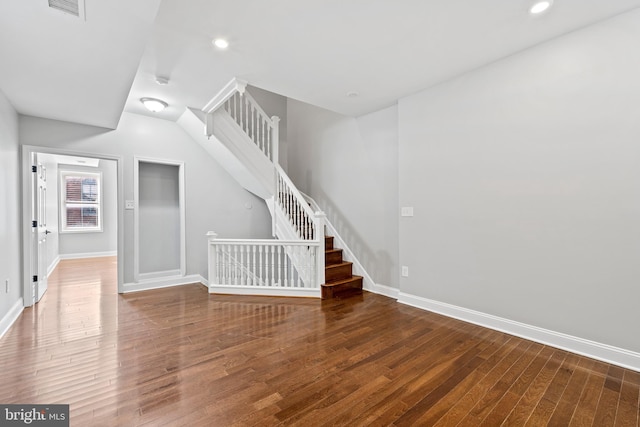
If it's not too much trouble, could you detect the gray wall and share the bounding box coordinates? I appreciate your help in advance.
[0,89,21,325]
[138,161,180,274]
[58,161,118,257]
[287,101,399,288]
[19,112,273,284]
[398,9,640,353]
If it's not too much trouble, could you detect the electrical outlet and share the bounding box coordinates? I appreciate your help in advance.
[125,200,135,210]
[401,266,409,277]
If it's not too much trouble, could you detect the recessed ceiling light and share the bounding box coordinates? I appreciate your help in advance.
[213,38,229,49]
[529,1,553,15]
[140,97,168,112]
[346,91,359,98]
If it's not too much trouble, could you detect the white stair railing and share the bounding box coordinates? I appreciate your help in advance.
[274,164,316,240]
[207,233,322,297]
[223,91,280,164]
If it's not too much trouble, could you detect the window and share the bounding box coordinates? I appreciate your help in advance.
[60,171,102,232]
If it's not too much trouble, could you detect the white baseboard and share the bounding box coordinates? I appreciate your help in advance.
[369,283,399,299]
[47,256,61,276]
[209,284,321,298]
[122,274,205,293]
[398,292,640,373]
[138,269,182,281]
[60,251,117,260]
[0,298,24,339]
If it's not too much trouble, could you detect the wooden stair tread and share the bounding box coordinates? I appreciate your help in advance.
[325,261,353,269]
[323,275,363,286]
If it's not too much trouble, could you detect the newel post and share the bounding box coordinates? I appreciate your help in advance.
[314,212,326,287]
[271,116,280,166]
[206,231,218,292]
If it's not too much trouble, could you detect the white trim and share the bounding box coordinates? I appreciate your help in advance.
[59,251,117,260]
[398,292,640,373]
[371,283,400,299]
[138,269,182,281]
[122,274,205,293]
[47,255,61,276]
[209,284,321,298]
[0,298,24,339]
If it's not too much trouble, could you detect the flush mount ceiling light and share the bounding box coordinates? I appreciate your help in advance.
[140,97,168,112]
[529,0,553,15]
[213,38,229,49]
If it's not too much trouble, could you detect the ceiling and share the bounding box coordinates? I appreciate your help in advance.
[3,0,640,128]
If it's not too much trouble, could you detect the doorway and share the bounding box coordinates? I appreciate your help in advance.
[22,146,123,306]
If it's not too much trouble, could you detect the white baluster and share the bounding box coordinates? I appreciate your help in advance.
[271,245,276,286]
[207,232,218,289]
[258,245,263,286]
[271,116,280,165]
[251,245,257,286]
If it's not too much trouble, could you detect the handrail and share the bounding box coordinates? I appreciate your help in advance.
[202,78,248,113]
[274,164,319,241]
[209,237,320,246]
[275,164,316,220]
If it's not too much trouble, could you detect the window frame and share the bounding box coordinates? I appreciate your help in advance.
[59,170,103,233]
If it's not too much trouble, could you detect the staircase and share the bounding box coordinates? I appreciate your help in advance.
[323,236,363,298]
[179,78,367,299]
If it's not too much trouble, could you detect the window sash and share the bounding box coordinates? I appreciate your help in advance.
[60,171,102,232]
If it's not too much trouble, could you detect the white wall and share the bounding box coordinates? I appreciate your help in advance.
[287,100,399,288]
[398,9,640,354]
[19,112,273,285]
[0,89,22,331]
[58,161,118,257]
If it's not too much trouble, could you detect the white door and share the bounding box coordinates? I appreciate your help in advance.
[32,157,49,303]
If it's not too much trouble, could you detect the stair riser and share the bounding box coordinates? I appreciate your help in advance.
[325,250,343,265]
[325,237,334,251]
[325,264,353,282]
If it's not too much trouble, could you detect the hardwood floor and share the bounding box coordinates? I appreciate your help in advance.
[0,257,638,426]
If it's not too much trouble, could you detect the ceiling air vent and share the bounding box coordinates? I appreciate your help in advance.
[48,0,82,17]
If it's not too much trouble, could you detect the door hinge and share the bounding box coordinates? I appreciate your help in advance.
[32,165,37,173]
[32,275,38,282]
[32,220,37,228]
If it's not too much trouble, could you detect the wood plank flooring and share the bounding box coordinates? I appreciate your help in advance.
[0,257,638,426]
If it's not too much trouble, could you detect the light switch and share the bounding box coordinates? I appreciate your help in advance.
[401,207,414,217]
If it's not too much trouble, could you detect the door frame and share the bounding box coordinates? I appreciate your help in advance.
[21,145,124,306]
